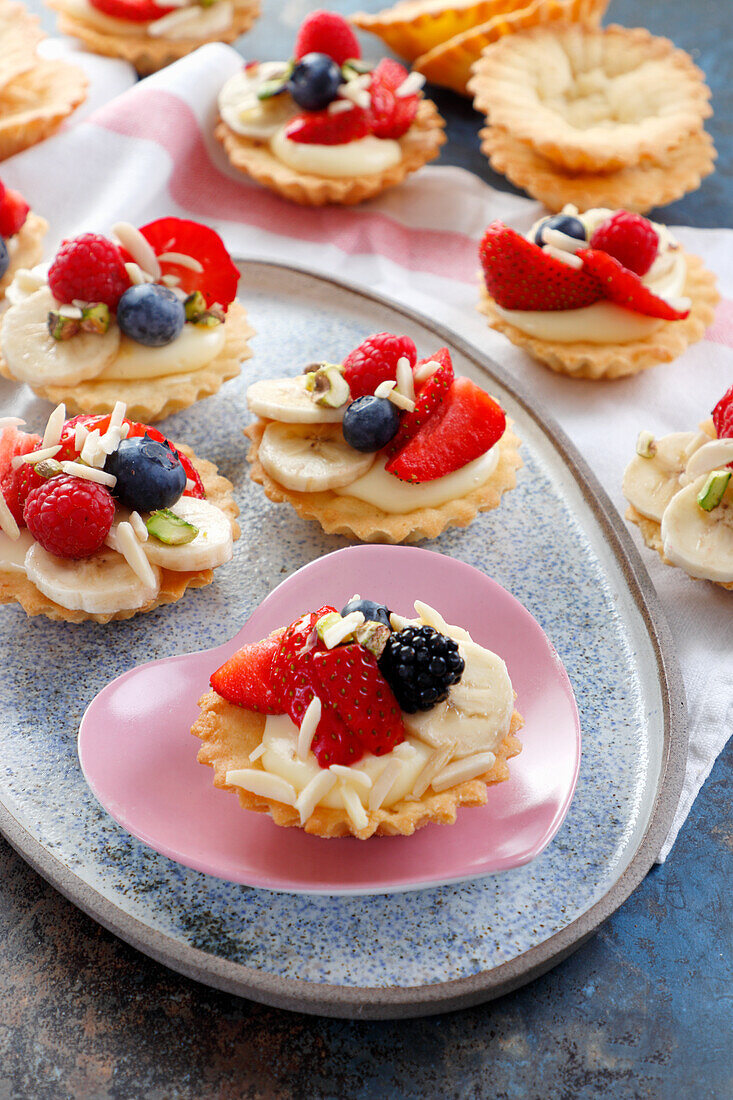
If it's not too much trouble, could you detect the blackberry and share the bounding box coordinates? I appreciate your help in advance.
[378,624,464,713]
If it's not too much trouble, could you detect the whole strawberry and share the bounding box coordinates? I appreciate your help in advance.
[49,234,130,310]
[712,385,733,439]
[294,10,361,65]
[342,332,417,400]
[24,476,115,558]
[590,212,659,276]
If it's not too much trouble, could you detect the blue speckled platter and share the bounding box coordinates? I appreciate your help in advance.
[0,263,686,1019]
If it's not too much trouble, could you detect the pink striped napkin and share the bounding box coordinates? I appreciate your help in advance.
[2,44,731,860]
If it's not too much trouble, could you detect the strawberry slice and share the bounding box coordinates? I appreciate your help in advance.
[479,222,604,311]
[136,218,239,310]
[0,426,43,527]
[89,0,176,21]
[284,105,371,146]
[579,249,691,320]
[387,347,454,457]
[311,644,405,758]
[368,59,419,140]
[0,188,30,238]
[387,376,506,484]
[713,385,733,440]
[210,635,281,713]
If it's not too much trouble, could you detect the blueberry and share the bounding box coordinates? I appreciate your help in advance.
[0,237,8,281]
[342,396,400,452]
[288,53,343,111]
[116,284,185,347]
[341,598,392,628]
[105,435,187,513]
[534,214,587,247]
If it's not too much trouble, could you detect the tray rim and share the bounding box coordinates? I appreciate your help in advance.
[0,259,688,1020]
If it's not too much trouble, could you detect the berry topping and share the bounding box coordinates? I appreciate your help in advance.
[368,59,419,140]
[285,104,371,145]
[311,644,405,757]
[24,475,115,559]
[116,284,185,347]
[712,385,733,440]
[342,332,417,400]
[480,222,603,311]
[0,428,44,527]
[0,237,8,281]
[294,10,362,66]
[533,213,586,247]
[48,234,130,310]
[589,211,659,277]
[579,249,690,320]
[211,635,281,713]
[136,218,240,309]
[378,624,464,713]
[387,376,506,483]
[340,597,391,628]
[342,395,400,452]
[89,0,176,20]
[386,346,454,457]
[289,52,344,111]
[0,188,30,238]
[272,606,336,725]
[104,435,187,513]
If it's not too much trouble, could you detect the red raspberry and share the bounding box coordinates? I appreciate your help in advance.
[369,59,419,140]
[712,385,733,439]
[294,10,361,65]
[342,333,417,400]
[0,188,30,237]
[24,476,115,559]
[589,212,659,277]
[48,234,131,310]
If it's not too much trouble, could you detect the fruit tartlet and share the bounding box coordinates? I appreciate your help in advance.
[0,217,253,421]
[194,596,523,839]
[623,385,733,590]
[245,332,521,543]
[215,9,446,207]
[0,401,239,622]
[469,23,715,214]
[478,207,719,380]
[45,0,261,77]
[0,181,47,302]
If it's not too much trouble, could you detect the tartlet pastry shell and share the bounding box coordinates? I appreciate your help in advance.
[193,688,524,840]
[0,301,255,422]
[0,0,45,93]
[0,213,47,299]
[0,58,87,161]
[469,23,712,172]
[478,124,717,214]
[47,1,261,76]
[477,254,719,381]
[215,99,446,207]
[245,418,522,542]
[0,446,240,623]
[415,0,607,96]
[626,505,733,593]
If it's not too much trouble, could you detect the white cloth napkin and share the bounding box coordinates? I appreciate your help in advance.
[2,44,731,861]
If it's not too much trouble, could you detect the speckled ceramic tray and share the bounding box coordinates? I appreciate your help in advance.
[0,262,686,1019]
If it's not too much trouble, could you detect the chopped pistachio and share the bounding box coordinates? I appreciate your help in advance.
[184,291,207,320]
[354,620,391,659]
[80,302,111,335]
[34,458,63,480]
[697,469,731,512]
[47,311,80,341]
[305,363,351,408]
[636,430,657,459]
[146,508,199,545]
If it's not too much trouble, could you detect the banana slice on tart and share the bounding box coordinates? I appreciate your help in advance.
[0,400,239,623]
[623,384,733,589]
[245,332,521,543]
[193,596,523,839]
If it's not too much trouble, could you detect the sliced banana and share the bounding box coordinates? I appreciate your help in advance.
[247,376,347,424]
[622,431,699,522]
[143,497,233,572]
[661,477,733,583]
[1,286,121,385]
[403,638,514,759]
[258,422,375,493]
[25,545,160,614]
[219,65,298,139]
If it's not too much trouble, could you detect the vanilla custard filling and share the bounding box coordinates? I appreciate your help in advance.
[0,530,35,574]
[270,129,402,178]
[95,323,226,381]
[335,445,500,512]
[53,0,236,37]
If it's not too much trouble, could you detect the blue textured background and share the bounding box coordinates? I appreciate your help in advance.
[2,1,731,1097]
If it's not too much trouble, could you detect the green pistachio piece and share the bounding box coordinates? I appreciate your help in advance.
[697,469,731,512]
[47,311,80,341]
[257,62,293,100]
[184,291,207,320]
[304,363,351,408]
[354,620,391,659]
[341,59,372,80]
[34,458,63,480]
[80,302,111,335]
[146,508,199,545]
[315,612,344,644]
[635,430,657,459]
